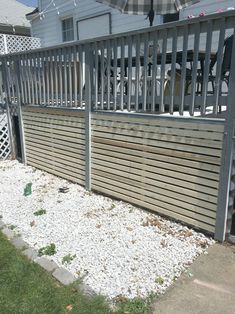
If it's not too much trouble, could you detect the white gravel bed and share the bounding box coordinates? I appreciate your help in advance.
[0,160,214,299]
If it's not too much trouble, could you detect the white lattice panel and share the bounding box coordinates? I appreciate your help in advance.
[0,113,11,160]
[0,34,41,55]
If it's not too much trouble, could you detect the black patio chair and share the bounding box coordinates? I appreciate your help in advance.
[195,34,233,96]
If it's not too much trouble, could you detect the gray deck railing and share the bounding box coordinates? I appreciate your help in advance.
[1,10,235,117]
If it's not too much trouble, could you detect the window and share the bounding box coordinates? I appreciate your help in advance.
[62,17,74,42]
[163,12,179,23]
[77,13,111,41]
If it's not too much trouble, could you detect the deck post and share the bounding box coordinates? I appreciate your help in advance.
[15,57,26,164]
[84,45,93,191]
[215,29,235,241]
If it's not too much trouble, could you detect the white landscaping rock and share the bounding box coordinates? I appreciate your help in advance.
[0,160,215,299]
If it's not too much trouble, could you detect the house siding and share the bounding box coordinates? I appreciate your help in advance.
[31,0,235,47]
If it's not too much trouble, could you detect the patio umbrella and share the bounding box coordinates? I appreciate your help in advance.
[96,0,200,26]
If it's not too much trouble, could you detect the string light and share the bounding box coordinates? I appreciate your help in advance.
[38,0,79,21]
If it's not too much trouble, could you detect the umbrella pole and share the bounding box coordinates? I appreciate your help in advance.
[148,0,154,26]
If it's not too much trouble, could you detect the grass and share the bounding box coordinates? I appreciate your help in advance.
[0,231,154,314]
[0,231,110,314]
[38,243,57,256]
[34,209,47,216]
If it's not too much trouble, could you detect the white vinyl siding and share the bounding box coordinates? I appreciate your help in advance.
[34,0,235,48]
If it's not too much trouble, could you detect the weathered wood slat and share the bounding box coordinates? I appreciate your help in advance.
[22,111,85,123]
[92,157,219,188]
[92,176,215,222]
[25,125,85,142]
[92,151,219,181]
[93,137,221,165]
[22,106,85,117]
[91,119,224,141]
[26,143,84,162]
[92,163,218,196]
[93,125,222,149]
[92,113,224,132]
[92,169,217,204]
[23,117,85,129]
[25,122,85,134]
[27,153,85,175]
[27,158,85,185]
[25,135,85,153]
[92,131,221,156]
[25,137,84,154]
[26,145,85,165]
[91,183,215,233]
[92,142,220,173]
[92,173,216,213]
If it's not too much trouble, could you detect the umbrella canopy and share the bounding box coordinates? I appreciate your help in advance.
[96,0,199,26]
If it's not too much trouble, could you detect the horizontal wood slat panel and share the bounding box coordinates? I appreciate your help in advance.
[92,169,217,204]
[26,144,85,163]
[24,118,85,133]
[92,151,219,181]
[27,158,85,185]
[92,142,220,173]
[23,107,85,185]
[92,119,223,141]
[92,158,219,189]
[93,137,221,165]
[25,132,85,150]
[27,153,85,174]
[24,126,85,141]
[23,113,85,125]
[93,125,222,149]
[92,163,218,196]
[93,131,221,157]
[92,113,224,132]
[92,177,215,224]
[92,173,216,215]
[22,106,85,118]
[91,184,215,233]
[91,114,224,233]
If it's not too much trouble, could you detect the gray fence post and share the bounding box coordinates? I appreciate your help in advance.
[84,46,93,191]
[215,30,235,241]
[15,57,26,164]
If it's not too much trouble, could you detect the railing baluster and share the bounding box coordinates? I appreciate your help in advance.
[142,33,148,112]
[37,52,42,105]
[100,41,104,110]
[50,50,54,106]
[160,29,167,113]
[59,48,63,106]
[214,18,226,114]
[94,42,98,110]
[179,25,189,115]
[41,52,46,106]
[54,49,59,107]
[135,34,140,112]
[68,46,73,107]
[201,20,213,116]
[73,45,78,108]
[120,37,125,111]
[78,45,83,108]
[189,22,200,116]
[127,35,132,112]
[150,31,158,113]
[169,28,178,114]
[46,51,50,106]
[113,38,118,111]
[106,40,111,110]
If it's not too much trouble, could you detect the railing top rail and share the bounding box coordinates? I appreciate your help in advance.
[1,10,235,58]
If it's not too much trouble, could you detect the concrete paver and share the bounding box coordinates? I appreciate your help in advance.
[153,243,235,314]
